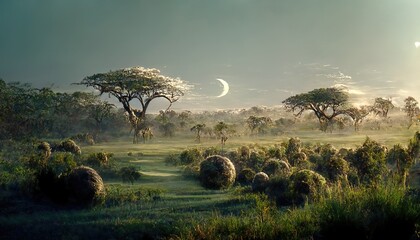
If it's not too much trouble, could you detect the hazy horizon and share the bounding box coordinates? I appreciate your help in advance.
[1,1,420,111]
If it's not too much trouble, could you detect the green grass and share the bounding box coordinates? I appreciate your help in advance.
[1,128,420,239]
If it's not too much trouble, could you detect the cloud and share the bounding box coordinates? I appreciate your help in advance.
[332,83,365,95]
[325,71,352,80]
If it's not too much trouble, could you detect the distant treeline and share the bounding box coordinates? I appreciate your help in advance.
[0,79,129,141]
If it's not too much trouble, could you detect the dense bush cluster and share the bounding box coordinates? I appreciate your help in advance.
[0,139,107,206]
[170,132,420,206]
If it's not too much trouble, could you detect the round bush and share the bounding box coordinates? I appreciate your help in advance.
[290,169,326,204]
[252,172,270,192]
[239,146,250,160]
[237,168,256,186]
[262,159,291,177]
[326,156,349,181]
[59,139,81,155]
[86,152,109,167]
[119,166,141,184]
[290,152,308,167]
[199,155,236,189]
[67,166,105,205]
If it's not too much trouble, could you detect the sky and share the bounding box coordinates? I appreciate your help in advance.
[1,0,420,111]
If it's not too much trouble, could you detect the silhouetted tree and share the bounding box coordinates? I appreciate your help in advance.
[191,124,206,143]
[246,116,272,135]
[282,88,348,132]
[404,96,419,129]
[372,97,394,118]
[345,105,372,131]
[80,67,191,143]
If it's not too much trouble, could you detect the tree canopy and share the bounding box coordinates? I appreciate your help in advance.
[282,88,349,131]
[345,105,372,131]
[404,96,419,129]
[80,66,191,143]
[372,97,394,118]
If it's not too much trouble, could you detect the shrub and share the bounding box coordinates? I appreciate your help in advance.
[183,165,200,179]
[34,152,77,203]
[37,141,51,160]
[119,166,141,184]
[180,148,203,165]
[53,139,81,155]
[164,153,180,166]
[267,145,284,159]
[226,150,240,162]
[266,175,293,206]
[86,152,110,167]
[238,145,250,160]
[350,137,387,185]
[203,147,219,158]
[290,169,327,204]
[199,155,236,189]
[325,156,349,182]
[291,152,310,169]
[67,166,105,206]
[248,150,266,172]
[315,144,337,161]
[262,159,291,177]
[387,144,413,186]
[285,137,301,161]
[236,168,255,186]
[252,172,269,192]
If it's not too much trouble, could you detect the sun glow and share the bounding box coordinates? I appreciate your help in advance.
[415,42,420,48]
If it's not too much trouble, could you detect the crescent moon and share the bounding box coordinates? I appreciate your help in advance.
[216,78,229,98]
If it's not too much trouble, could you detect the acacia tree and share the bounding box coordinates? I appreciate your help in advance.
[282,88,349,132]
[404,96,419,129]
[214,121,229,146]
[372,97,394,118]
[191,123,206,143]
[80,67,191,143]
[246,116,272,135]
[345,105,372,131]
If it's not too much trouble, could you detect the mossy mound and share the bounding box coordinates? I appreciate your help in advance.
[237,168,256,186]
[290,169,326,204]
[67,166,105,206]
[199,155,236,189]
[252,172,270,192]
[262,159,291,177]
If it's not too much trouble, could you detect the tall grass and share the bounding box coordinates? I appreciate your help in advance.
[316,185,420,240]
[173,185,420,240]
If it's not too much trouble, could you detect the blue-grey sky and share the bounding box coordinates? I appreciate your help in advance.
[1,0,420,111]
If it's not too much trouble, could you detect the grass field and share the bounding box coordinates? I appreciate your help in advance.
[1,128,419,239]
